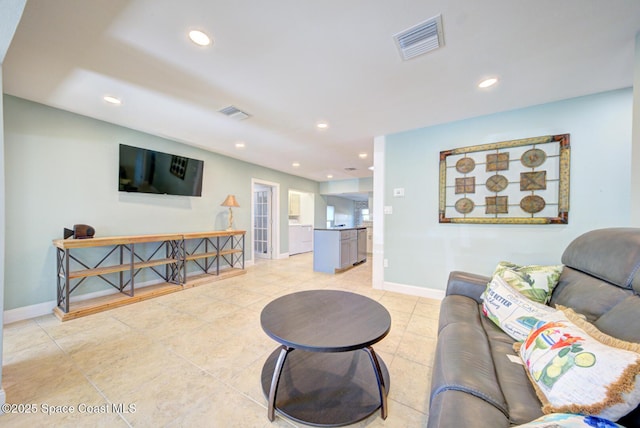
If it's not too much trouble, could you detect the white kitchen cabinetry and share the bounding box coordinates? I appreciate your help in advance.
[289,225,313,255]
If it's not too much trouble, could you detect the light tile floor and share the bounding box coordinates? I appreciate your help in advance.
[1,253,440,427]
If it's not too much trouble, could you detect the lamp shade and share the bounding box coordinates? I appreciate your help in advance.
[221,194,240,207]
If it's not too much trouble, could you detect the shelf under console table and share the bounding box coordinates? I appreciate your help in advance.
[182,230,246,287]
[53,230,246,321]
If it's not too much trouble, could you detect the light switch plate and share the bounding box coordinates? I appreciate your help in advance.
[393,188,405,197]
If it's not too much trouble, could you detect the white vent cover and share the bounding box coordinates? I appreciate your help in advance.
[218,105,251,120]
[393,14,444,61]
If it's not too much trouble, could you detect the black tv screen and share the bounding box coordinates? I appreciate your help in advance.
[119,144,204,196]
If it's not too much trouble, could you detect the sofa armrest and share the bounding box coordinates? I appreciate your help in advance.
[446,271,491,303]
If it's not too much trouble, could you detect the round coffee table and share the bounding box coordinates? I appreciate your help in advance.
[260,290,391,427]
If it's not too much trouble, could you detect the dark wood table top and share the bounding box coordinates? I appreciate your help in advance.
[260,290,391,352]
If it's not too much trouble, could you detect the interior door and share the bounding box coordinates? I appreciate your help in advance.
[254,187,273,259]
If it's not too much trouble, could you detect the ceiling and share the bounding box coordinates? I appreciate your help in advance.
[4,1,640,183]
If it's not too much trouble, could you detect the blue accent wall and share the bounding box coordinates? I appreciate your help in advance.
[383,89,633,290]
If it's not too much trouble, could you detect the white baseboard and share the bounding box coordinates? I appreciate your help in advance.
[381,281,445,301]
[4,300,57,324]
[3,283,136,324]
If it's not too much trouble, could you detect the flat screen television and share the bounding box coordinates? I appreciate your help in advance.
[119,144,204,196]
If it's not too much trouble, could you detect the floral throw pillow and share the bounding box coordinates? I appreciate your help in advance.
[513,413,623,427]
[492,261,563,304]
[516,307,640,421]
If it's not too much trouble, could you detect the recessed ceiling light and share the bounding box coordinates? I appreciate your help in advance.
[478,77,498,88]
[235,142,245,149]
[359,153,368,159]
[327,174,333,179]
[188,30,211,46]
[103,95,122,105]
[292,162,300,167]
[316,121,329,129]
[368,166,374,171]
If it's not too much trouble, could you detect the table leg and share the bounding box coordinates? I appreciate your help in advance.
[268,345,292,422]
[364,346,388,420]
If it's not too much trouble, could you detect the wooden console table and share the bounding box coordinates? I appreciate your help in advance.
[53,230,245,321]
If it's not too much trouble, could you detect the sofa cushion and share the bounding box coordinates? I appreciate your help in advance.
[481,315,544,424]
[550,267,629,323]
[492,261,563,304]
[434,295,544,425]
[517,308,640,421]
[593,295,640,343]
[482,276,562,341]
[561,227,640,293]
[513,413,624,427]
[437,294,484,335]
[446,270,491,302]
[431,321,508,416]
[427,389,510,428]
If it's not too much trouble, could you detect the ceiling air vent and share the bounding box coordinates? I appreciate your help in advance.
[344,167,357,171]
[218,105,251,120]
[393,14,444,61]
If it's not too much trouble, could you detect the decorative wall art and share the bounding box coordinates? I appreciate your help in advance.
[439,134,570,224]
[170,155,188,180]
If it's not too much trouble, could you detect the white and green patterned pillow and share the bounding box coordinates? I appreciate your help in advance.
[516,307,640,421]
[513,413,623,427]
[492,261,563,304]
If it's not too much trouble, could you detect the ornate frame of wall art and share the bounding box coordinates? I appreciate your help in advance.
[439,134,570,224]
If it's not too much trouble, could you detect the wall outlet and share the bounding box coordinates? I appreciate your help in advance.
[383,206,393,214]
[383,258,389,268]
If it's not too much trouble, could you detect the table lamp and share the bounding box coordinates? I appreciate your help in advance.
[221,194,240,230]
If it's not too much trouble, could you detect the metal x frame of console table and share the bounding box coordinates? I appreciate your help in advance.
[55,238,184,313]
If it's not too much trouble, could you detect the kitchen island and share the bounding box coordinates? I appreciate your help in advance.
[313,227,366,273]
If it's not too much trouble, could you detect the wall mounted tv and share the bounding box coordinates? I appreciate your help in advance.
[119,144,204,197]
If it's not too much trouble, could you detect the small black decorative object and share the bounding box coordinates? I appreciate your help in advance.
[63,224,95,239]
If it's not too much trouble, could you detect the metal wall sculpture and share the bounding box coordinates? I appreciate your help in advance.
[439,134,570,224]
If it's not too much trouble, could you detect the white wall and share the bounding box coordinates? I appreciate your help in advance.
[0,0,28,408]
[632,32,640,227]
[3,95,322,314]
[326,195,356,228]
[319,177,373,195]
[381,89,633,294]
[288,190,314,225]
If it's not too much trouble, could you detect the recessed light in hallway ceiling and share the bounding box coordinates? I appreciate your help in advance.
[103,95,122,105]
[478,77,499,88]
[188,29,212,46]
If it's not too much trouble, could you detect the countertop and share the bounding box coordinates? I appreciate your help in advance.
[314,227,366,231]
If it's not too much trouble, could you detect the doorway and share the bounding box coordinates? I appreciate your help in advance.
[251,179,280,260]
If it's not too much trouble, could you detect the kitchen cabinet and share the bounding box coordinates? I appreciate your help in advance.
[289,225,313,255]
[357,228,367,263]
[288,193,301,216]
[313,227,366,273]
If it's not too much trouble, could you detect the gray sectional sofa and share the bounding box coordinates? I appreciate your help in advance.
[427,228,640,427]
